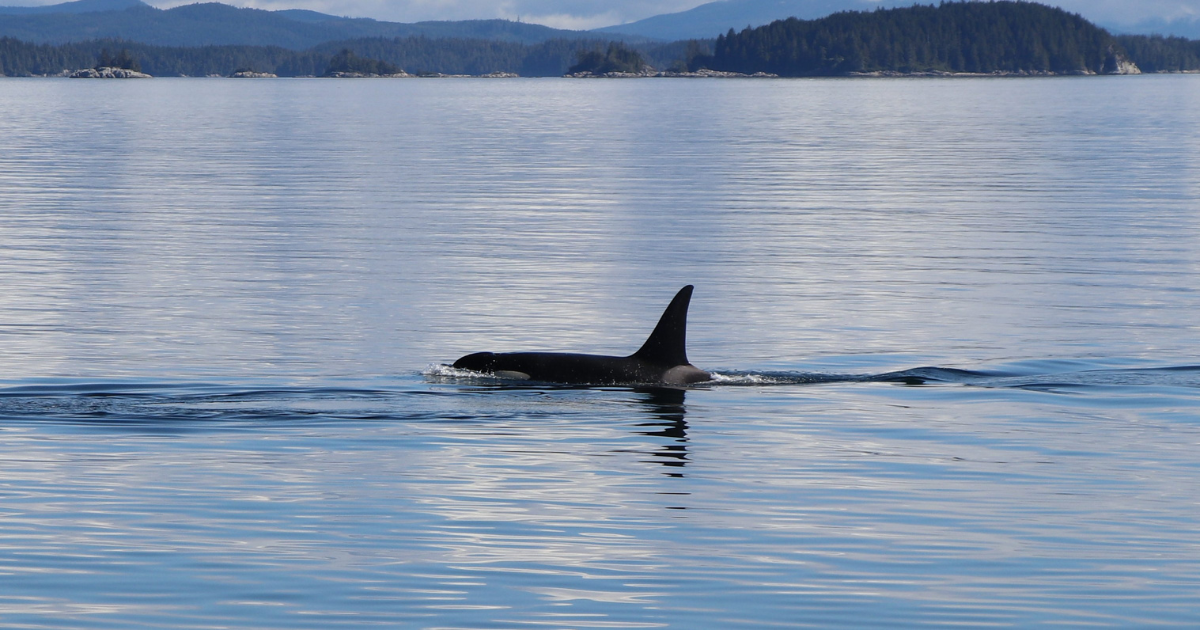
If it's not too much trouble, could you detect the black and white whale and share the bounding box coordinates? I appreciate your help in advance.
[452,285,711,385]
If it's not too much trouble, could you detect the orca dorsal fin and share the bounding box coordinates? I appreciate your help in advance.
[631,285,694,366]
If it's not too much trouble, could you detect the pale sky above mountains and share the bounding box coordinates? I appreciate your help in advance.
[13,0,1200,32]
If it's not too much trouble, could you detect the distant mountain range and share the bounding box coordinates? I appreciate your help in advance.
[0,0,140,14]
[593,0,910,40]
[593,0,1200,41]
[1114,16,1200,40]
[1,0,915,48]
[0,0,623,48]
[0,0,1196,50]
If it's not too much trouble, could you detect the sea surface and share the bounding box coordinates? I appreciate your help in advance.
[0,75,1198,628]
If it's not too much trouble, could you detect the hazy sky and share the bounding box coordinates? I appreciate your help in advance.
[35,0,1200,30]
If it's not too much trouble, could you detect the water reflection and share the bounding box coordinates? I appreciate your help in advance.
[0,77,1198,628]
[632,388,690,476]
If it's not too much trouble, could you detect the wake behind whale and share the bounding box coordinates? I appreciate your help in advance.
[433,362,1200,392]
[444,286,1200,391]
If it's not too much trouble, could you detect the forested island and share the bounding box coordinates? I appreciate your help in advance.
[693,2,1141,75]
[0,1,1198,77]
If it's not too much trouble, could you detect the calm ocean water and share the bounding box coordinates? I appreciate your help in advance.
[0,75,1198,627]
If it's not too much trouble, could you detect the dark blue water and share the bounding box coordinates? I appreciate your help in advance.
[0,75,1198,627]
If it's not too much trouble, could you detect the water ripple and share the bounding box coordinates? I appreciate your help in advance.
[0,76,1198,627]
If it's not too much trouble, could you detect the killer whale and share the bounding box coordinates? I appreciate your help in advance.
[452,285,711,385]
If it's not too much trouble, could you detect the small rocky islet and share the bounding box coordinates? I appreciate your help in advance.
[67,66,152,78]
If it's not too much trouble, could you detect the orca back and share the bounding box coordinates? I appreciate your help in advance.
[631,285,694,367]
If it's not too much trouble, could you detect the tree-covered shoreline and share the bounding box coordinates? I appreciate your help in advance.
[1114,34,1200,73]
[1,2,1198,78]
[0,35,701,77]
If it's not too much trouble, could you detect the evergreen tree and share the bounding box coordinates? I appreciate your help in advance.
[323,48,400,75]
[96,47,140,71]
[567,42,646,74]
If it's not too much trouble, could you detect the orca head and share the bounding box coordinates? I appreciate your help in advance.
[453,351,497,373]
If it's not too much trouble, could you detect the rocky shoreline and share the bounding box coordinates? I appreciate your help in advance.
[561,66,1149,78]
[325,70,410,78]
[29,67,1160,79]
[230,70,277,78]
[67,66,152,78]
[851,65,1141,77]
[567,68,778,78]
[321,70,519,78]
